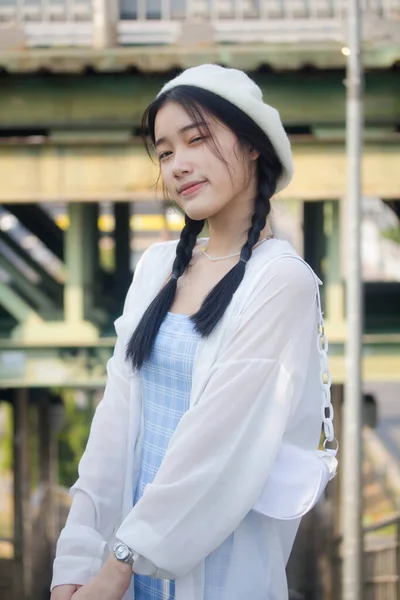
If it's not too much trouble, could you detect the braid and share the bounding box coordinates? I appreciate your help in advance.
[239,161,273,265]
[126,215,204,370]
[190,160,275,336]
[171,215,205,279]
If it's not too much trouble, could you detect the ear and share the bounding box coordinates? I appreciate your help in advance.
[249,147,260,161]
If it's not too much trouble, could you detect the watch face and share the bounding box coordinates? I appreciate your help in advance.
[115,543,129,560]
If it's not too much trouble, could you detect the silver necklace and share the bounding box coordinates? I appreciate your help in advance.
[200,233,275,262]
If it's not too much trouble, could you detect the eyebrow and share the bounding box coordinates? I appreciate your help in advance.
[154,122,206,148]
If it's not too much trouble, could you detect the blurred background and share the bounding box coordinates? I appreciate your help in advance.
[0,1,399,599]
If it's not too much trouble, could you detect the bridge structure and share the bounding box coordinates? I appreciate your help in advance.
[0,1,399,599]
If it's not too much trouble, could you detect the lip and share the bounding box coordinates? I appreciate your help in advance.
[179,181,207,196]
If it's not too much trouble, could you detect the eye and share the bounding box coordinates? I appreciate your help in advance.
[189,135,205,144]
[158,151,172,161]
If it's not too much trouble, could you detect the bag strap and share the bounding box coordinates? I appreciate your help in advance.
[272,254,338,457]
[312,272,338,457]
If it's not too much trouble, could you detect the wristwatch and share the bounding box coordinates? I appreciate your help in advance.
[113,540,135,566]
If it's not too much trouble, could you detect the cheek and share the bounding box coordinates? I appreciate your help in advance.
[207,158,228,188]
[160,164,175,194]
[211,162,238,197]
[224,154,248,193]
[160,163,170,183]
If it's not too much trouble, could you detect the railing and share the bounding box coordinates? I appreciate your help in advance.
[364,515,400,600]
[0,484,70,600]
[0,0,399,47]
[0,558,14,600]
[0,0,399,23]
[119,0,400,21]
[331,514,400,600]
[31,483,52,588]
[0,0,91,22]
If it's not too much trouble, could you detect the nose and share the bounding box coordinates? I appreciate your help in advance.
[172,148,193,179]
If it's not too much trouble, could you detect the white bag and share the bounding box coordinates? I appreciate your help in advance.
[253,264,338,520]
[253,442,338,520]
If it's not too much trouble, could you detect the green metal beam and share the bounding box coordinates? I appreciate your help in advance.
[323,200,345,324]
[0,255,55,311]
[64,204,85,323]
[63,203,108,325]
[0,230,63,302]
[0,281,42,323]
[0,71,398,129]
[324,200,341,285]
[114,203,132,308]
[1,337,400,387]
[2,204,64,260]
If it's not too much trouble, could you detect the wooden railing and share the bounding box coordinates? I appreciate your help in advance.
[31,484,53,600]
[331,514,400,600]
[0,558,14,600]
[119,0,400,21]
[0,484,70,600]
[0,0,399,47]
[0,0,399,23]
[364,515,400,600]
[0,0,92,23]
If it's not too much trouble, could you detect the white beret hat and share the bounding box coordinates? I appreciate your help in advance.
[158,64,294,193]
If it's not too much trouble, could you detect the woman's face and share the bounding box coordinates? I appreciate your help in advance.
[153,100,258,221]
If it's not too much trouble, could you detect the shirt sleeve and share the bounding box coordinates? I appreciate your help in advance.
[115,255,319,580]
[50,247,152,590]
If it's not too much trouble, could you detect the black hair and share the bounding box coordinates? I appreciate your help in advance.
[126,85,284,370]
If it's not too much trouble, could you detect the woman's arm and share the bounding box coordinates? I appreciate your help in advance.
[115,255,319,579]
[50,247,152,590]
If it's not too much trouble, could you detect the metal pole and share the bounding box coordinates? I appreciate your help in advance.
[341,1,364,600]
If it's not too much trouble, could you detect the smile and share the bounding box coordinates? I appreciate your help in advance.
[180,182,207,197]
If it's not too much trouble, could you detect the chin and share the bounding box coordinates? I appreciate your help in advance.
[184,208,211,222]
[184,199,221,223]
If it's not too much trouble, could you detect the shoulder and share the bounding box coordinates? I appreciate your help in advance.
[123,239,178,309]
[268,253,318,295]
[139,238,179,265]
[134,238,178,274]
[254,240,319,295]
[237,241,319,322]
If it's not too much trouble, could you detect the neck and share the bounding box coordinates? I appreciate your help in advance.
[205,205,272,256]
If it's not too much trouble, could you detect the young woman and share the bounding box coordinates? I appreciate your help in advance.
[50,64,336,600]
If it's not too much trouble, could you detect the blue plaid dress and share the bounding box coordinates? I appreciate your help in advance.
[133,312,233,600]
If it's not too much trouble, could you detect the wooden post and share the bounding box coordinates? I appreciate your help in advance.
[115,202,132,303]
[332,383,343,538]
[396,521,400,600]
[320,383,344,600]
[38,394,57,559]
[332,383,344,600]
[13,388,32,600]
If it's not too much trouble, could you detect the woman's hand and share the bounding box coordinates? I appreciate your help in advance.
[51,584,82,599]
[71,554,132,600]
